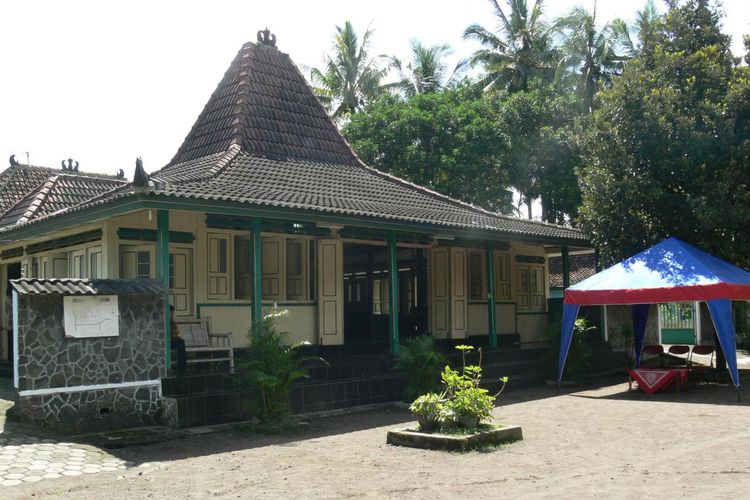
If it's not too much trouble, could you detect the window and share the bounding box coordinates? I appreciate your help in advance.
[88,246,102,279]
[234,235,312,302]
[234,236,251,300]
[516,264,545,311]
[208,233,230,299]
[120,246,153,279]
[468,251,484,300]
[286,239,306,300]
[30,257,39,279]
[494,253,511,300]
[70,250,86,278]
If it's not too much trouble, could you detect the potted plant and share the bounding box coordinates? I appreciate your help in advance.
[409,392,442,431]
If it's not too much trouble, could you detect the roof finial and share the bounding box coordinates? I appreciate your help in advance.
[9,155,20,167]
[257,27,276,47]
[133,157,150,187]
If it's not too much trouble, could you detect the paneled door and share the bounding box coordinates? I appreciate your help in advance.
[317,239,344,345]
[120,245,193,316]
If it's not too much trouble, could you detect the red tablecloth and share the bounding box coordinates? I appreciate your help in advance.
[628,368,689,394]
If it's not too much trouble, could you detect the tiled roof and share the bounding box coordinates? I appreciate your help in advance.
[0,164,58,214]
[549,253,597,288]
[11,278,167,295]
[1,37,589,246]
[0,173,127,227]
[162,40,360,167]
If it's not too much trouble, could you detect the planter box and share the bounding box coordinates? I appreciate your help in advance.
[387,424,523,451]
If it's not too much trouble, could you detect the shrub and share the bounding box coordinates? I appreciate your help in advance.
[395,335,446,400]
[409,345,507,432]
[240,310,326,422]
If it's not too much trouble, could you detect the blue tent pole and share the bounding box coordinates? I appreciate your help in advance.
[631,304,650,367]
[706,299,740,401]
[558,303,581,393]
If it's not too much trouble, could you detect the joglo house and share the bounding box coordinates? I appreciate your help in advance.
[0,30,593,431]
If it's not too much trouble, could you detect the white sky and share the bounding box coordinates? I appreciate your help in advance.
[1,0,748,179]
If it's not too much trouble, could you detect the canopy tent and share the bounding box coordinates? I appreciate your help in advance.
[557,238,750,394]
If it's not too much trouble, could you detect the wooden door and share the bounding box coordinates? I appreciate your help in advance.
[450,248,468,339]
[429,247,450,338]
[169,247,193,316]
[317,239,344,345]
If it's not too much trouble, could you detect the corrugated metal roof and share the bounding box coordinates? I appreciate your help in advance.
[11,278,167,296]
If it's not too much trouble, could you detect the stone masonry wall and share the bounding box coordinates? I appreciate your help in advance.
[14,292,166,434]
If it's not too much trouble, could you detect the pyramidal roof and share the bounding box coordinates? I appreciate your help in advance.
[164,31,359,168]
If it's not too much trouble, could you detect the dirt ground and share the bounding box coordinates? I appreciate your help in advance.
[7,379,750,499]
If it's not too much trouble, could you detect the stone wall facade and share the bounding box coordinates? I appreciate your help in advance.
[14,285,166,434]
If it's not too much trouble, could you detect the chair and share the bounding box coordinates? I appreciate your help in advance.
[667,345,691,367]
[641,345,665,367]
[689,345,717,386]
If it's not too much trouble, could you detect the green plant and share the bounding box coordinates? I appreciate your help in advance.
[409,392,442,431]
[408,345,507,432]
[395,335,446,400]
[240,310,327,422]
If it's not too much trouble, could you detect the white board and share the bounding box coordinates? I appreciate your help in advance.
[63,295,119,338]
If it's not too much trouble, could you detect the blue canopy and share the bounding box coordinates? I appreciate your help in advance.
[558,238,750,392]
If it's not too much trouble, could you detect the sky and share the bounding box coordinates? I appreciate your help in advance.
[1,0,748,180]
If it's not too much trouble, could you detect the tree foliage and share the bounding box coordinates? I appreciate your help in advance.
[577,0,750,266]
[343,87,515,213]
[390,40,468,97]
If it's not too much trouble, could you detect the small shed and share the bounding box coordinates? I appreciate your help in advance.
[11,278,167,434]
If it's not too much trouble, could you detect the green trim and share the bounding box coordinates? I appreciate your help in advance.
[438,239,510,250]
[486,242,497,348]
[156,210,171,368]
[251,220,262,326]
[1,247,24,259]
[118,227,194,243]
[387,231,399,355]
[517,310,547,315]
[25,229,102,255]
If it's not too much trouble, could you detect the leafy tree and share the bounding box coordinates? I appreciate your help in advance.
[577,0,750,267]
[390,40,468,97]
[494,86,581,221]
[464,0,556,92]
[310,21,392,120]
[343,87,515,213]
[554,2,628,113]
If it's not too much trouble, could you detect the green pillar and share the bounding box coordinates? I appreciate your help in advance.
[156,209,171,369]
[561,246,571,290]
[387,231,400,355]
[486,242,497,348]
[251,219,263,326]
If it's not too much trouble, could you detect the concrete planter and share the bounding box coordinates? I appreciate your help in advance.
[387,424,523,451]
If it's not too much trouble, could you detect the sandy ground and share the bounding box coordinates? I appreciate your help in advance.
[6,378,750,499]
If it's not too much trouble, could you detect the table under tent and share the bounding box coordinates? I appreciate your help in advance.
[557,238,750,400]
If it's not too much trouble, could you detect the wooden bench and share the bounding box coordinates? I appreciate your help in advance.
[175,318,234,369]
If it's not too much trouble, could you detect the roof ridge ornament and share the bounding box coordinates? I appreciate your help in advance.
[9,155,20,167]
[61,158,79,171]
[133,157,150,188]
[257,27,276,47]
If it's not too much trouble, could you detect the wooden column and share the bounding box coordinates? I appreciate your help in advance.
[251,219,263,326]
[486,242,497,348]
[561,246,571,290]
[387,231,400,355]
[156,209,171,368]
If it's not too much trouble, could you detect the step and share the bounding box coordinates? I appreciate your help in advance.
[162,388,256,429]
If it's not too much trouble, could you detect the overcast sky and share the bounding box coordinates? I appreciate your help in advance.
[1,0,748,179]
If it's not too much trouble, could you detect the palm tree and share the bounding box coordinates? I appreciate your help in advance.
[390,40,468,97]
[310,21,391,119]
[611,0,660,58]
[554,1,628,113]
[463,0,555,92]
